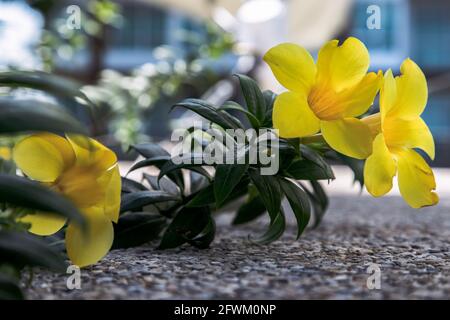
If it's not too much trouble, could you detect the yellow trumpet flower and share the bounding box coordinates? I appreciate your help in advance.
[363,59,438,208]
[13,133,121,267]
[264,37,381,159]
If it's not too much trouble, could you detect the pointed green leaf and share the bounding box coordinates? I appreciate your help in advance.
[248,168,281,220]
[250,209,286,245]
[172,99,242,129]
[214,163,249,207]
[219,101,261,128]
[120,191,180,213]
[112,213,167,249]
[0,99,87,135]
[0,71,92,106]
[235,74,266,123]
[0,230,66,272]
[159,206,210,249]
[232,196,266,225]
[186,217,216,249]
[129,143,170,159]
[0,174,84,226]
[121,177,148,193]
[279,178,311,238]
[285,145,335,180]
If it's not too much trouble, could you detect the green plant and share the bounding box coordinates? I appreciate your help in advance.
[115,75,364,250]
[83,20,237,149]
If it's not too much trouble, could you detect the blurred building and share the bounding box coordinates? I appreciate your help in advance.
[1,0,449,164]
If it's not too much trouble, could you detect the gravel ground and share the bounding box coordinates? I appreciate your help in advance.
[24,187,450,300]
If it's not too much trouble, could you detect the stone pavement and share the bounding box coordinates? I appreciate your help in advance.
[25,167,450,299]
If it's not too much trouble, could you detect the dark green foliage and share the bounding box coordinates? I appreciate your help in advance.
[118,74,357,253]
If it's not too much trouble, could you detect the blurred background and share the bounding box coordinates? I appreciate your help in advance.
[0,0,448,165]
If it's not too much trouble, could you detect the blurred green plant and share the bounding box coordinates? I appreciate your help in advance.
[83,21,236,149]
[0,70,87,299]
[29,0,122,72]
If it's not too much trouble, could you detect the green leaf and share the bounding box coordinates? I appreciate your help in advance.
[121,177,148,193]
[186,217,216,249]
[172,99,242,129]
[112,213,167,249]
[0,230,66,272]
[0,174,84,226]
[250,209,286,245]
[185,184,214,208]
[0,71,92,106]
[186,176,249,208]
[159,206,210,249]
[126,156,184,192]
[143,174,180,211]
[158,160,212,183]
[300,181,329,229]
[219,101,261,128]
[248,168,281,220]
[232,195,266,225]
[279,178,311,238]
[126,156,170,175]
[235,74,266,123]
[190,171,209,194]
[333,152,364,187]
[143,173,179,195]
[0,99,87,135]
[0,273,24,300]
[120,191,180,213]
[129,143,170,159]
[214,163,249,207]
[285,145,335,180]
[262,90,276,127]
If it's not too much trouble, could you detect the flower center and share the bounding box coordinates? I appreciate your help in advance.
[307,85,343,120]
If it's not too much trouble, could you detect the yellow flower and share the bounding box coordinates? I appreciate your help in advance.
[363,59,438,208]
[13,133,121,267]
[264,37,382,159]
[0,147,11,160]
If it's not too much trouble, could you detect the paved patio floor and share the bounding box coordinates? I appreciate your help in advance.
[25,167,450,299]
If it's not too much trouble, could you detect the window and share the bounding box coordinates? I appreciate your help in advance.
[348,0,410,70]
[410,0,450,70]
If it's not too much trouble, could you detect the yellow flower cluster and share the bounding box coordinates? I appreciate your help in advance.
[265,37,438,209]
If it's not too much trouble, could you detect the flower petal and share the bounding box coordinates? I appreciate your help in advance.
[364,134,397,197]
[57,166,106,208]
[66,135,117,170]
[395,148,439,208]
[384,117,435,160]
[321,118,373,159]
[263,43,316,92]
[20,211,67,236]
[272,91,320,138]
[13,135,65,182]
[65,207,114,267]
[317,37,370,92]
[380,69,397,122]
[99,165,121,223]
[341,71,382,117]
[389,59,428,119]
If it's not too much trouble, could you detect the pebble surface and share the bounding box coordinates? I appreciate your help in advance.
[24,191,450,300]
